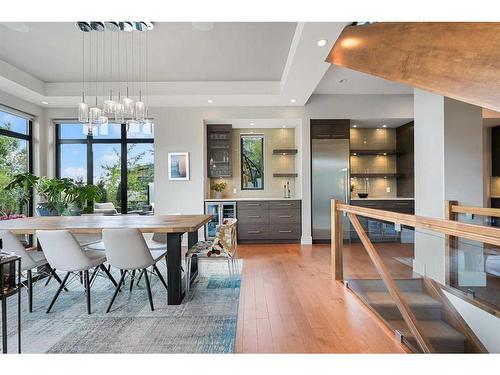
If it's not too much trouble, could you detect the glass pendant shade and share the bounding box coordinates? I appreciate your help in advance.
[126,120,141,133]
[99,121,109,135]
[82,123,92,136]
[114,102,124,122]
[135,101,146,121]
[98,115,109,125]
[89,107,102,124]
[142,120,153,135]
[122,97,135,116]
[78,102,89,123]
[103,99,116,114]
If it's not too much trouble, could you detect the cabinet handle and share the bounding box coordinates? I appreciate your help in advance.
[247,203,261,207]
[278,215,292,218]
[395,202,409,206]
[279,230,292,233]
[316,134,330,138]
[247,215,261,218]
[278,203,292,206]
[247,230,261,234]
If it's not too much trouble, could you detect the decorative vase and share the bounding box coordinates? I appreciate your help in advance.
[214,191,223,199]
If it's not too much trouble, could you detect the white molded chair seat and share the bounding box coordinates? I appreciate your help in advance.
[102,228,168,312]
[36,230,116,314]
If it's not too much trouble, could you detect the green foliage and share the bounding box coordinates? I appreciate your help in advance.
[241,136,264,189]
[211,180,227,192]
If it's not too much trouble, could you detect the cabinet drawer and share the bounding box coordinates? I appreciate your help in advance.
[237,224,269,240]
[350,200,384,209]
[238,201,269,210]
[269,200,301,210]
[269,209,300,224]
[269,224,301,240]
[238,209,269,224]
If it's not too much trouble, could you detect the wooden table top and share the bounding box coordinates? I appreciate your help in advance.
[0,214,213,235]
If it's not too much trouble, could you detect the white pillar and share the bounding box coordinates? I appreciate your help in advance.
[413,89,485,285]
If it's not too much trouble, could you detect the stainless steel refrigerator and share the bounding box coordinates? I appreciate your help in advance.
[311,138,350,241]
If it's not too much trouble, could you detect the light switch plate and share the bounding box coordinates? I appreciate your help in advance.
[386,187,391,193]
[233,188,237,194]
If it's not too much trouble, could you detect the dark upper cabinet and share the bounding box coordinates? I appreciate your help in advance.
[396,121,415,197]
[492,126,500,176]
[207,124,232,178]
[310,119,350,139]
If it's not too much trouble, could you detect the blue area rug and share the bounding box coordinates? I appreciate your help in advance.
[1,261,242,353]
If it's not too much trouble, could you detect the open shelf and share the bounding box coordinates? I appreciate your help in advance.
[350,149,397,156]
[273,149,298,155]
[273,173,298,178]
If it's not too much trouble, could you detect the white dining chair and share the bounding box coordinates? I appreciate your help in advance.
[0,230,67,313]
[36,230,117,314]
[186,218,239,294]
[102,228,168,312]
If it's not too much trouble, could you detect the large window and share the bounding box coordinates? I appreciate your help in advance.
[56,122,154,213]
[0,109,32,216]
[240,134,264,190]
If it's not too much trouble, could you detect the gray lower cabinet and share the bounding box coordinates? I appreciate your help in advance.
[237,200,301,242]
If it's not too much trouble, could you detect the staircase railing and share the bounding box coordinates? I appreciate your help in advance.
[331,199,496,353]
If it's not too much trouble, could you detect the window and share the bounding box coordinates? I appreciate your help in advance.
[240,134,264,190]
[56,122,154,213]
[0,109,32,216]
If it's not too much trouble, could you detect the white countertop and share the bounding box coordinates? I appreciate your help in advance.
[205,197,301,202]
[350,197,414,201]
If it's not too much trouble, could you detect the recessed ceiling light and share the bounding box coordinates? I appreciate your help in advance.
[249,122,255,126]
[316,39,328,47]
[40,101,48,105]
[382,124,387,128]
[207,99,213,104]
[339,78,347,84]
[282,125,286,128]
[352,124,357,128]
[290,99,297,103]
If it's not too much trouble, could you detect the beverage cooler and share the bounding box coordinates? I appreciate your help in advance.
[204,201,237,240]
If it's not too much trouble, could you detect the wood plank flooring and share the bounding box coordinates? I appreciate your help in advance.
[234,243,408,353]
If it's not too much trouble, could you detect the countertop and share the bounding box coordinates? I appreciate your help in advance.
[205,197,301,202]
[350,197,414,201]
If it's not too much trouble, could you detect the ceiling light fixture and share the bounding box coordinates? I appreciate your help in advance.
[40,101,48,105]
[282,125,286,128]
[290,99,297,103]
[316,39,327,47]
[382,124,387,128]
[249,122,255,126]
[352,124,357,128]
[207,99,213,104]
[339,78,347,84]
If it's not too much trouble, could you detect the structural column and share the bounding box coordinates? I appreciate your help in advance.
[413,89,485,285]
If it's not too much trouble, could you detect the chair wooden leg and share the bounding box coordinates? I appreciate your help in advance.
[129,270,136,293]
[153,264,168,291]
[106,270,127,313]
[143,269,154,311]
[83,270,91,314]
[27,270,33,313]
[46,272,70,313]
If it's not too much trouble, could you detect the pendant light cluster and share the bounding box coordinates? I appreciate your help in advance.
[77,22,153,136]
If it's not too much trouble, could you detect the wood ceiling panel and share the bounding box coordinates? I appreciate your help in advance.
[327,23,500,112]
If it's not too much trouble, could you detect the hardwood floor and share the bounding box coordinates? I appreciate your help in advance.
[234,243,408,353]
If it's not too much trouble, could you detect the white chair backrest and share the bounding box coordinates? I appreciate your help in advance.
[102,228,154,270]
[95,202,115,210]
[37,230,94,272]
[0,230,37,269]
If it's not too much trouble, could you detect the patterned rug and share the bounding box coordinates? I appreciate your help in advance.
[1,261,242,353]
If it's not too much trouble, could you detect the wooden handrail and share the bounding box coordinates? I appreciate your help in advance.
[348,212,435,353]
[336,203,500,247]
[450,204,500,218]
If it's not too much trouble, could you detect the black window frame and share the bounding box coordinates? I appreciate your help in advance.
[55,122,154,214]
[240,134,264,191]
[0,112,33,217]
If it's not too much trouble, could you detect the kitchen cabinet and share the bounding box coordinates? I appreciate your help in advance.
[492,126,500,176]
[207,124,232,178]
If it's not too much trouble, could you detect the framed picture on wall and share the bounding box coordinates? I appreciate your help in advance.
[168,152,190,181]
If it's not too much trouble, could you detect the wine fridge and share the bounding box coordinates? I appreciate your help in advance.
[204,201,237,240]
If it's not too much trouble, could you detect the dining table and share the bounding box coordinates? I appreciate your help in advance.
[0,214,212,305]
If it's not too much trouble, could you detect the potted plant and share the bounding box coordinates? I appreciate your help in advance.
[36,177,70,216]
[3,172,39,216]
[211,180,227,199]
[66,182,102,215]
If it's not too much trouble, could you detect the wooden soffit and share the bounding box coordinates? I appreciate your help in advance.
[327,22,500,112]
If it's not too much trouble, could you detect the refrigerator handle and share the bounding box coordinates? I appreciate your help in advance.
[342,168,349,204]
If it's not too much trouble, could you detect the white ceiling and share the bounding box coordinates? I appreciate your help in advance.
[0,22,296,82]
[204,118,301,129]
[314,66,413,95]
